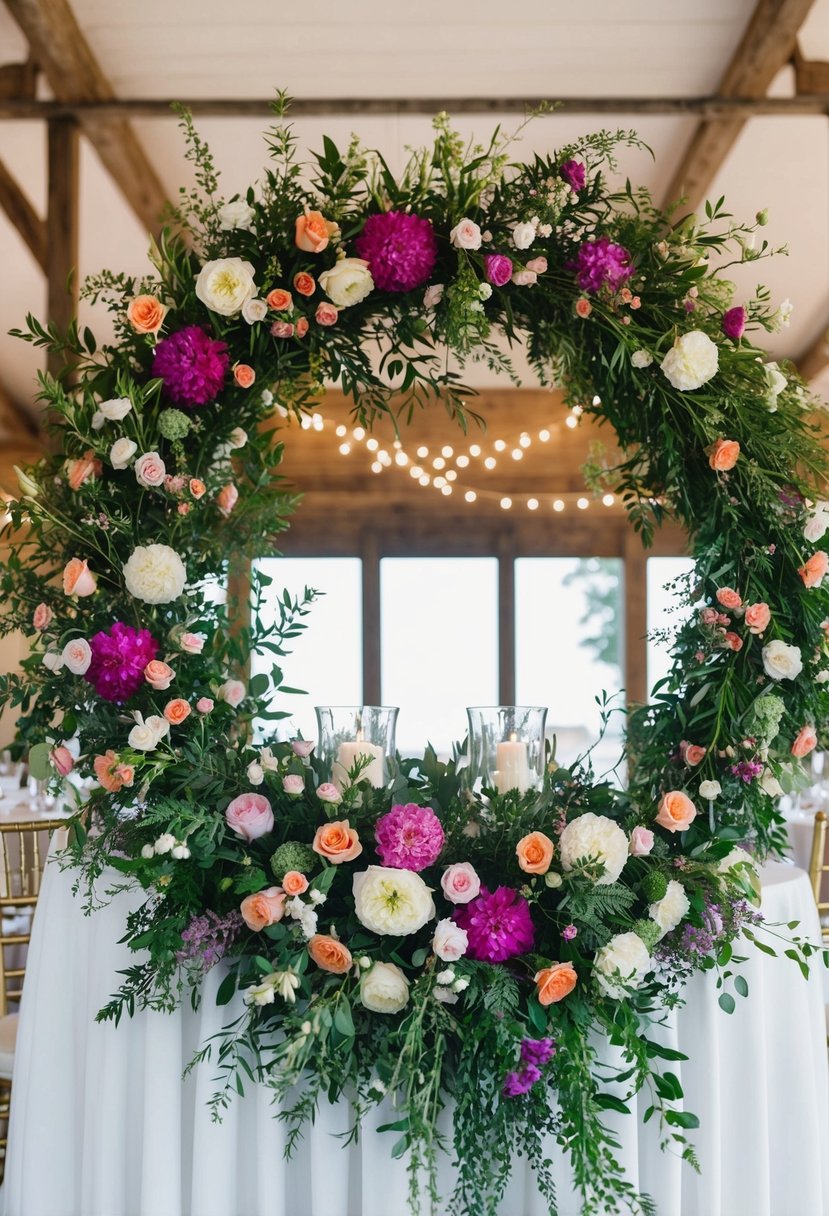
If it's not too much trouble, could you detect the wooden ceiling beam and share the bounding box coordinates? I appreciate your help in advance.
[0,156,46,271]
[5,0,169,236]
[0,58,38,101]
[661,0,818,213]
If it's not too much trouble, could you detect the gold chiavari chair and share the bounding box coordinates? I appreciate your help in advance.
[808,811,829,946]
[0,819,69,1179]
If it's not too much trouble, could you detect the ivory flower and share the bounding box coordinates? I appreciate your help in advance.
[648,879,690,939]
[559,813,628,885]
[593,932,651,996]
[123,544,186,604]
[318,258,374,308]
[359,961,410,1014]
[194,257,257,317]
[217,199,255,232]
[352,866,435,936]
[660,330,719,392]
[761,639,802,681]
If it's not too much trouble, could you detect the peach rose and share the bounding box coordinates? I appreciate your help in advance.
[233,363,256,388]
[94,750,134,793]
[266,288,292,312]
[791,725,818,758]
[715,587,742,610]
[655,790,697,833]
[308,934,353,974]
[163,698,191,726]
[745,602,771,634]
[295,211,335,254]
[515,830,555,875]
[127,294,168,335]
[282,870,309,896]
[684,745,707,766]
[225,792,274,841]
[63,558,96,597]
[295,316,309,339]
[217,483,239,517]
[144,660,175,691]
[315,302,339,326]
[707,438,740,472]
[723,632,743,652]
[33,603,52,632]
[50,745,75,777]
[240,887,286,932]
[67,450,101,491]
[312,819,362,864]
[294,272,316,297]
[189,479,206,499]
[799,551,829,588]
[535,961,577,1006]
[575,298,592,318]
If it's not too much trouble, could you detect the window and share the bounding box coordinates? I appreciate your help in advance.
[647,556,696,695]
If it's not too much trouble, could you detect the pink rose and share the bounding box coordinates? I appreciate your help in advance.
[134,451,166,489]
[700,607,718,625]
[512,269,538,287]
[744,603,771,635]
[440,861,481,905]
[722,632,743,652]
[525,256,548,274]
[432,917,468,962]
[282,774,304,796]
[144,660,175,691]
[179,632,205,654]
[63,558,96,598]
[684,744,707,766]
[32,603,53,632]
[62,638,92,675]
[575,298,592,318]
[715,587,742,611]
[196,697,214,714]
[423,283,444,308]
[217,483,239,517]
[50,745,75,777]
[291,739,315,758]
[315,302,339,327]
[270,320,295,339]
[483,255,513,287]
[218,679,246,707]
[629,826,654,856]
[316,782,342,804]
[225,792,275,841]
[655,790,697,833]
[295,317,309,338]
[240,887,286,932]
[791,725,818,758]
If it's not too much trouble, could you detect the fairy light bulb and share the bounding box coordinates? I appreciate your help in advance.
[432,456,446,470]
[577,497,589,510]
[553,499,565,512]
[312,414,324,431]
[484,457,497,470]
[511,449,523,460]
[367,437,379,452]
[410,466,423,478]
[417,445,429,459]
[371,461,383,474]
[592,395,601,405]
[335,424,347,437]
[338,442,351,455]
[441,484,452,496]
[353,426,365,441]
[465,490,477,503]
[395,451,408,467]
[301,416,313,430]
[456,454,470,468]
[500,496,512,510]
[565,416,578,429]
[538,429,551,442]
[602,493,615,507]
[393,440,402,450]
[494,439,506,452]
[527,498,539,510]
[469,444,481,458]
[519,434,531,448]
[441,445,454,458]
[419,474,430,486]
[572,405,584,417]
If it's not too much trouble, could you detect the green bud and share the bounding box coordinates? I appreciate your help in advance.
[270,840,317,881]
[755,209,769,227]
[641,871,668,903]
[633,919,662,951]
[158,408,191,441]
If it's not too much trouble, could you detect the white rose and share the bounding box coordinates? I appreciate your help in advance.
[228,427,248,449]
[217,198,255,232]
[247,762,264,786]
[559,812,629,885]
[134,451,166,488]
[760,770,784,797]
[699,779,722,799]
[41,650,64,672]
[353,866,435,936]
[593,932,651,997]
[359,961,410,1014]
[803,501,829,543]
[242,297,268,324]
[423,283,444,309]
[123,544,187,604]
[153,833,176,855]
[110,438,138,470]
[761,639,803,681]
[194,257,257,317]
[764,361,787,409]
[631,350,653,369]
[432,918,468,962]
[449,218,482,250]
[318,258,374,308]
[512,221,536,250]
[99,397,132,423]
[660,330,719,392]
[61,638,91,675]
[128,713,170,752]
[648,879,690,940]
[433,986,459,1005]
[218,679,246,707]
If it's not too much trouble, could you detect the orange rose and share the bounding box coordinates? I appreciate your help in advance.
[282,870,309,896]
[535,961,577,1006]
[308,934,353,974]
[575,298,592,318]
[67,450,101,491]
[707,438,740,472]
[293,272,316,297]
[240,887,286,932]
[217,483,239,517]
[655,790,697,832]
[266,288,292,312]
[163,698,191,726]
[799,551,829,588]
[516,830,554,875]
[684,745,707,766]
[723,632,743,652]
[744,602,770,634]
[312,819,362,864]
[791,725,818,758]
[144,660,175,691]
[295,317,309,339]
[189,479,206,499]
[62,558,96,597]
[127,294,168,335]
[93,750,134,793]
[715,587,742,610]
[233,363,256,389]
[295,211,336,254]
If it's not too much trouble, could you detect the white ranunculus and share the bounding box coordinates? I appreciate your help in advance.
[318,258,374,308]
[123,544,186,604]
[217,198,255,232]
[761,639,802,681]
[99,397,132,424]
[432,918,468,962]
[593,931,651,997]
[61,637,92,675]
[353,866,435,936]
[648,879,690,940]
[559,812,629,885]
[194,257,257,317]
[660,330,719,392]
[110,438,138,470]
[631,350,653,369]
[242,297,268,324]
[128,713,170,752]
[449,218,482,250]
[803,501,829,543]
[763,361,787,409]
[699,779,722,800]
[512,221,536,250]
[359,961,410,1014]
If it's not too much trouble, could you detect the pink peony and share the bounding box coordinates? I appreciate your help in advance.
[441,861,482,904]
[452,886,534,962]
[571,237,633,294]
[225,793,274,841]
[375,802,445,871]
[722,306,746,341]
[85,622,159,702]
[483,254,513,287]
[151,326,229,409]
[355,211,437,293]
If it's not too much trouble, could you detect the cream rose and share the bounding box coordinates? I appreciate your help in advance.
[318,258,374,308]
[559,813,629,885]
[660,330,719,392]
[803,501,829,543]
[62,638,91,675]
[631,350,653,369]
[761,639,802,681]
[352,866,435,936]
[648,879,690,940]
[92,397,132,429]
[128,713,170,752]
[110,438,138,470]
[134,451,166,488]
[699,779,722,799]
[194,257,257,317]
[242,297,268,324]
[359,961,410,1014]
[512,221,536,250]
[123,544,187,604]
[593,932,651,997]
[717,847,759,875]
[432,918,468,962]
[217,199,255,232]
[449,218,482,250]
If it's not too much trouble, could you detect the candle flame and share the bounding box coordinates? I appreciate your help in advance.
[509,732,517,743]
[356,729,364,742]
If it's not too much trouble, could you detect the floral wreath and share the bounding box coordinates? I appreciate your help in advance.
[2,96,828,1215]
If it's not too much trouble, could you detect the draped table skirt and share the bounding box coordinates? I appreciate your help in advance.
[3,856,828,1216]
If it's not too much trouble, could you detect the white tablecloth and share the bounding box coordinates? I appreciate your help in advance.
[3,858,828,1216]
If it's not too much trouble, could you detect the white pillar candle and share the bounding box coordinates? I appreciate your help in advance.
[333,740,385,790]
[494,736,530,794]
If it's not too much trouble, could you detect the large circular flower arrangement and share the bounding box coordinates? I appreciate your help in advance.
[1,97,828,1215]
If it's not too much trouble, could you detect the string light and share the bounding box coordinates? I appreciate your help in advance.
[456,454,470,468]
[553,499,565,512]
[465,490,477,503]
[538,429,550,442]
[602,493,615,506]
[469,444,481,457]
[511,449,523,460]
[565,416,578,429]
[371,461,383,474]
[338,442,351,455]
[519,434,531,448]
[441,445,454,458]
[577,497,589,510]
[527,498,539,510]
[500,496,512,510]
[335,424,347,437]
[494,439,506,452]
[395,451,408,466]
[417,445,429,458]
[484,456,497,470]
[367,437,379,452]
[353,426,365,440]
[432,456,446,470]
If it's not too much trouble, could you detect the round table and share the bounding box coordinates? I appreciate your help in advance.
[2,858,828,1216]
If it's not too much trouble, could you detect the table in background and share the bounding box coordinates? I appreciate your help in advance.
[2,858,827,1216]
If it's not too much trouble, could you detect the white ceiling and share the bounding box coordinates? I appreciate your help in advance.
[1,1,829,413]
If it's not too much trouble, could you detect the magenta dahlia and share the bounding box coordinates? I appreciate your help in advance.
[84,622,158,702]
[571,236,633,295]
[354,211,438,293]
[452,886,535,962]
[151,326,229,408]
[375,802,444,871]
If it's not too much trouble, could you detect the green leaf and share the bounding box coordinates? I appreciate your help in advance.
[734,975,748,998]
[718,992,735,1014]
[594,1093,629,1115]
[665,1110,700,1130]
[27,742,51,781]
[216,971,237,1006]
[333,1000,355,1038]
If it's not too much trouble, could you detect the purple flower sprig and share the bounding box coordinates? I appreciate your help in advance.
[503,1038,557,1098]
[176,909,244,972]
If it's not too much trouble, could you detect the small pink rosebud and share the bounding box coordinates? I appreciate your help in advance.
[291,739,315,758]
[33,603,53,632]
[50,745,75,777]
[629,826,654,856]
[316,782,342,804]
[196,697,214,714]
[282,774,305,796]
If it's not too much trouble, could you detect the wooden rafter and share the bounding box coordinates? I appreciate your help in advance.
[0,157,46,270]
[0,375,37,442]
[5,0,169,236]
[0,58,37,101]
[661,0,818,212]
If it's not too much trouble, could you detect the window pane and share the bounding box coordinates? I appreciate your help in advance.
[515,558,624,772]
[647,557,696,695]
[381,558,498,756]
[251,558,362,742]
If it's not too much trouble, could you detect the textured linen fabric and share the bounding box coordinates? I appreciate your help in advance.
[2,857,828,1216]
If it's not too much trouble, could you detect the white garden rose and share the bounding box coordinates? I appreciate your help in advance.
[803,500,829,543]
[631,350,653,369]
[359,961,410,1014]
[217,199,255,232]
[352,866,435,936]
[242,297,268,324]
[512,221,536,250]
[61,638,91,675]
[432,918,468,962]
[660,330,719,392]
[648,879,690,940]
[761,639,803,681]
[593,932,651,996]
[91,397,132,429]
[128,713,170,752]
[194,257,257,317]
[123,544,186,604]
[110,438,138,470]
[763,361,787,409]
[559,812,629,885]
[318,258,374,308]
[699,779,722,799]
[41,650,64,672]
[227,427,248,449]
[449,218,482,250]
[134,451,166,488]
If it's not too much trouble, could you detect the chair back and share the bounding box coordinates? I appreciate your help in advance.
[0,820,68,1017]
[808,810,829,945]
